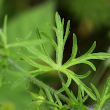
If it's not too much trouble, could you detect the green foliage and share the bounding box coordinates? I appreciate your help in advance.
[91,77,110,110]
[14,12,110,109]
[0,2,55,110]
[1,11,110,109]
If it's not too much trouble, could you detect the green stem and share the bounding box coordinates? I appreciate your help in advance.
[9,59,70,103]
[26,75,70,103]
[95,98,106,110]
[58,71,65,83]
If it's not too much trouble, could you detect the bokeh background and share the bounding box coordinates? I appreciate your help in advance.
[0,0,110,109]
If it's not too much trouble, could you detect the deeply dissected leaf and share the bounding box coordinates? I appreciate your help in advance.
[6,10,110,110]
[63,20,70,46]
[26,47,57,68]
[101,76,110,98]
[82,95,88,103]
[29,68,54,76]
[45,88,54,102]
[61,69,96,100]
[76,70,91,79]
[39,89,46,99]
[91,83,100,101]
[29,92,39,101]
[71,33,78,59]
[7,39,46,48]
[62,83,77,103]
[56,74,72,94]
[63,52,110,69]
[87,53,110,60]
[83,41,96,56]
[94,77,110,110]
[7,1,55,73]
[105,92,110,100]
[11,76,26,90]
[48,23,57,32]
[41,100,59,108]
[6,68,28,76]
[53,12,64,66]
[81,61,96,71]
[55,12,62,30]
[40,32,57,50]
[77,85,83,103]
[54,94,62,106]
[18,52,47,69]
[36,27,48,56]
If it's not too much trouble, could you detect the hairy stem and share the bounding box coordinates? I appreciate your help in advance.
[26,75,70,103]
[58,71,65,83]
[9,59,70,103]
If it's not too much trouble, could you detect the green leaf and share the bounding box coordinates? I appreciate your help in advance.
[81,41,96,58]
[82,95,88,103]
[36,27,41,39]
[11,76,26,90]
[62,83,77,103]
[64,33,78,65]
[39,89,46,99]
[7,39,46,48]
[63,20,70,46]
[101,76,110,98]
[7,1,55,71]
[29,92,46,107]
[42,100,59,108]
[105,92,110,100]
[40,32,57,50]
[71,33,78,59]
[54,94,62,106]
[63,52,110,69]
[18,52,47,69]
[55,12,62,30]
[29,91,39,100]
[29,68,54,77]
[36,27,48,56]
[62,41,96,68]
[6,68,28,77]
[61,69,96,100]
[59,105,69,110]
[77,85,83,103]
[55,12,64,66]
[81,61,96,71]
[76,70,91,79]
[48,23,57,32]
[25,47,57,68]
[91,83,100,101]
[56,74,71,94]
[87,53,110,60]
[45,88,54,102]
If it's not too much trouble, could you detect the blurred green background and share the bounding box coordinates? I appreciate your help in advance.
[0,0,110,109]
